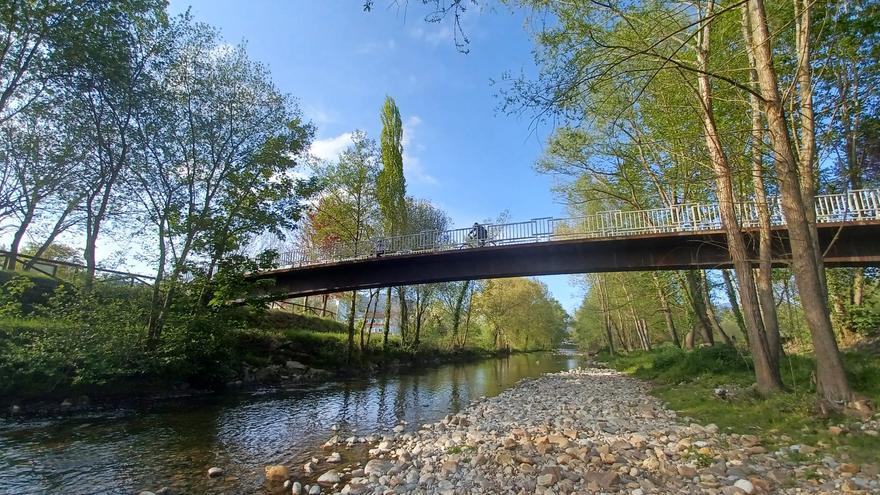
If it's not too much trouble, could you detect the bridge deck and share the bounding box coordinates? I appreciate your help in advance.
[253,221,880,299]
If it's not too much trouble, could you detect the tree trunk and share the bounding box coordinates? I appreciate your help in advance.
[147,218,168,343]
[359,289,378,351]
[741,5,782,359]
[25,199,79,269]
[721,269,746,339]
[684,270,714,345]
[793,0,825,291]
[701,271,733,346]
[652,273,680,348]
[382,287,392,350]
[747,0,851,403]
[5,198,37,270]
[461,285,474,348]
[697,1,783,393]
[397,287,409,346]
[347,290,357,363]
[598,275,616,354]
[450,281,470,350]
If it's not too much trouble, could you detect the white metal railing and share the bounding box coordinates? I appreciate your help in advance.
[274,189,880,269]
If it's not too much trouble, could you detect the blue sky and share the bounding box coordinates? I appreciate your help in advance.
[167,1,582,312]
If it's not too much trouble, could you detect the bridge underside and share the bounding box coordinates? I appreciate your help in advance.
[253,222,880,299]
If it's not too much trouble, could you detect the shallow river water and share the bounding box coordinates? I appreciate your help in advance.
[0,351,583,494]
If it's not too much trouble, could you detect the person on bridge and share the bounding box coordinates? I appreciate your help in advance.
[374,237,386,257]
[470,222,488,247]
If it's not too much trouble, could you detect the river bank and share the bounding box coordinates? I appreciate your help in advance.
[1,332,523,418]
[1,307,533,417]
[300,366,879,495]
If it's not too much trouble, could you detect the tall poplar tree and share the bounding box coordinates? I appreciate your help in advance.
[377,96,407,350]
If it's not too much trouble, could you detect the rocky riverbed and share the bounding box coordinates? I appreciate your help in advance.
[298,367,879,495]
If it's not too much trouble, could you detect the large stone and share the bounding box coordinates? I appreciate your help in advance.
[733,479,754,494]
[536,474,556,487]
[583,471,619,489]
[207,467,224,477]
[363,459,391,476]
[678,465,698,478]
[317,470,340,485]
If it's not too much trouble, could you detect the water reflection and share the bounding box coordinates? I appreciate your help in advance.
[0,351,582,494]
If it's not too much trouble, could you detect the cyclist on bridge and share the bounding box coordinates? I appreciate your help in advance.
[469,222,488,247]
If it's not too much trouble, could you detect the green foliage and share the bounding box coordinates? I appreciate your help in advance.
[0,275,36,317]
[472,278,568,351]
[260,310,349,333]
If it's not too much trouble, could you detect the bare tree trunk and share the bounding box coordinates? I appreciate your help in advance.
[359,289,378,351]
[793,0,824,291]
[698,1,782,393]
[382,287,392,350]
[741,6,783,359]
[614,310,631,352]
[652,273,680,348]
[598,275,617,354]
[701,271,734,346]
[721,269,746,339]
[347,290,357,363]
[25,199,79,268]
[147,219,168,342]
[5,196,37,270]
[450,281,470,350]
[397,287,408,347]
[366,296,379,347]
[683,270,715,345]
[461,284,474,348]
[747,0,851,403]
[853,269,864,307]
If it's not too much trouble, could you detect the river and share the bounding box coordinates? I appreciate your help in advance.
[0,351,584,494]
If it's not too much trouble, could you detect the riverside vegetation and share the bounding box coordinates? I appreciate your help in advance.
[0,266,567,410]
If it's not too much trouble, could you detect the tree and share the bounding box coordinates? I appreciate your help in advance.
[745,0,853,404]
[0,105,77,269]
[473,278,567,351]
[377,96,408,350]
[132,22,313,344]
[310,132,380,361]
[59,2,169,289]
[401,198,449,348]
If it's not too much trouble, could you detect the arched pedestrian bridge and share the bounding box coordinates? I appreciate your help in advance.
[252,189,880,298]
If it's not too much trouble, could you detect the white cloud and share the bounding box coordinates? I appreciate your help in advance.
[310,132,353,161]
[356,38,397,54]
[408,25,455,46]
[402,115,437,185]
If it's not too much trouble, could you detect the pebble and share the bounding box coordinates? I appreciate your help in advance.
[734,478,755,494]
[206,467,223,477]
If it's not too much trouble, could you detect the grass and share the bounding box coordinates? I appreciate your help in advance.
[602,344,880,464]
